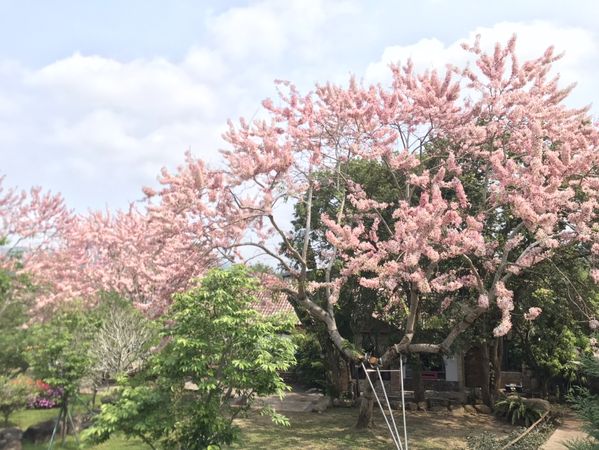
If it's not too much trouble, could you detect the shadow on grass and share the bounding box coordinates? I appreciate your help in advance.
[229,407,515,450]
[10,404,515,449]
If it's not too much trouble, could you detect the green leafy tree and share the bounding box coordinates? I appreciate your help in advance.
[25,305,95,442]
[0,268,29,375]
[290,329,327,391]
[0,248,35,375]
[86,266,296,450]
[507,252,597,397]
[26,306,94,397]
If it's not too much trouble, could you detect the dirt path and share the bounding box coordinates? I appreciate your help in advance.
[542,412,590,449]
[258,391,330,412]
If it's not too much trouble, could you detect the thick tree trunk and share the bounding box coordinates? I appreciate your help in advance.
[490,337,503,401]
[91,386,97,408]
[355,380,375,429]
[542,378,550,398]
[322,336,350,398]
[60,397,68,445]
[412,354,425,403]
[480,343,492,407]
[317,330,351,398]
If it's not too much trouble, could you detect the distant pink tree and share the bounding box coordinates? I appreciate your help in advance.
[0,176,72,316]
[146,36,599,424]
[0,176,71,258]
[29,205,215,316]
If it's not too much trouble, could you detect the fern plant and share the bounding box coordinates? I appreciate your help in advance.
[566,355,599,448]
[495,395,542,427]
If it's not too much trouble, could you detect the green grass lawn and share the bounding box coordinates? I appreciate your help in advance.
[9,406,146,450]
[229,408,515,450]
[9,406,515,449]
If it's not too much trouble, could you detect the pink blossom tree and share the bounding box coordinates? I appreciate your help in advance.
[147,36,599,425]
[28,204,215,316]
[0,176,72,318]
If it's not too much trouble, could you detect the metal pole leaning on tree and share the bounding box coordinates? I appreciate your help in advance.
[400,355,409,450]
[376,366,402,448]
[361,361,403,450]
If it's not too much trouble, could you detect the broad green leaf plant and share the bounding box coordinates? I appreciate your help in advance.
[86,266,296,450]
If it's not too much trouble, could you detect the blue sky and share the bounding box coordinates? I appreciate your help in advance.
[1,0,597,211]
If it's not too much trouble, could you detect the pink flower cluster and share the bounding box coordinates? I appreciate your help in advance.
[524,307,542,321]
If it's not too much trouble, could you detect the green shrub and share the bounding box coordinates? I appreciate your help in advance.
[566,355,599,448]
[0,374,35,425]
[564,438,599,450]
[495,395,543,427]
[467,422,554,450]
[290,330,326,390]
[85,266,297,450]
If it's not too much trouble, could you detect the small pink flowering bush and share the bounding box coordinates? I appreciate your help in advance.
[27,380,63,409]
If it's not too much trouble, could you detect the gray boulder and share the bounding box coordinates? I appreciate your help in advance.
[523,397,551,413]
[474,404,493,414]
[23,419,61,444]
[0,427,22,450]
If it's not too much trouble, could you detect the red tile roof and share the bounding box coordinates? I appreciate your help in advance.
[253,290,297,317]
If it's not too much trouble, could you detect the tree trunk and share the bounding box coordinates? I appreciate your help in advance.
[60,401,68,445]
[490,337,503,401]
[480,343,492,407]
[289,301,352,400]
[323,338,350,398]
[92,386,97,408]
[355,380,375,429]
[542,378,550,398]
[412,354,425,404]
[317,330,351,399]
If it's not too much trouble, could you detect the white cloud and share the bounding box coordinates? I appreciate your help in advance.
[0,5,597,214]
[206,0,358,63]
[0,0,363,211]
[26,54,218,121]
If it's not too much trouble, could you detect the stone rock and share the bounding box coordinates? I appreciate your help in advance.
[448,400,463,410]
[450,406,467,417]
[417,401,427,411]
[429,398,448,408]
[407,402,418,412]
[0,427,22,450]
[332,398,354,408]
[23,419,61,444]
[100,393,119,404]
[311,398,329,413]
[474,404,493,414]
[463,405,477,414]
[523,398,551,413]
[429,404,447,412]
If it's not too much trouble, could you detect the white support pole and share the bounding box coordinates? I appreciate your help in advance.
[361,363,402,450]
[376,366,403,450]
[400,356,409,450]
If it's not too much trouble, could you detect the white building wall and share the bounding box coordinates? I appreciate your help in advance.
[444,355,459,382]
